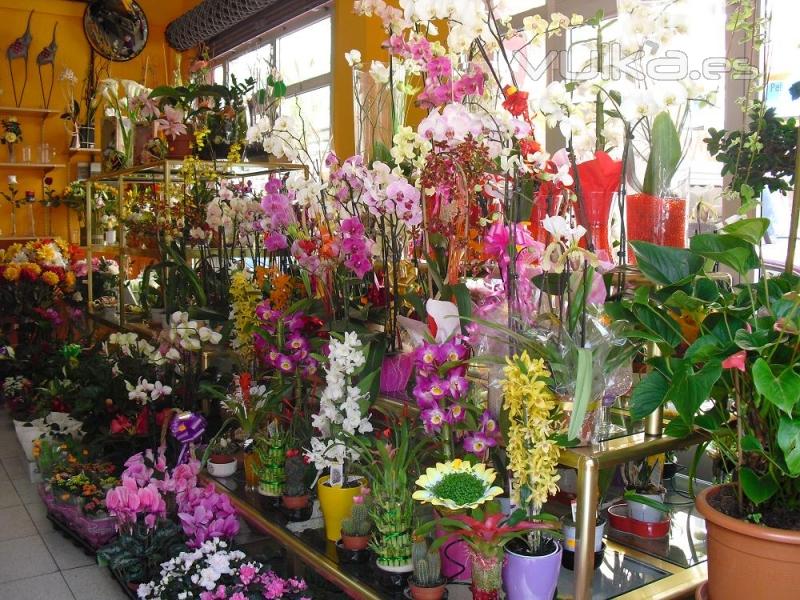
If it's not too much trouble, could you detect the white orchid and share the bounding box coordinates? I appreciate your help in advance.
[542,215,586,245]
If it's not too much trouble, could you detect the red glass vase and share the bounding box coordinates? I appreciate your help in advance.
[626,193,687,263]
[577,190,614,263]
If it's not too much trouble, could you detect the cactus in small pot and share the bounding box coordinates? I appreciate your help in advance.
[409,538,446,600]
[282,451,311,510]
[341,494,372,551]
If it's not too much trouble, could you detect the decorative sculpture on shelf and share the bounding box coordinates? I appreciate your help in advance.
[36,23,58,109]
[6,10,34,107]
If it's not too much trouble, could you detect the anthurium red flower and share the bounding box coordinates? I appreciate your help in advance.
[722,350,747,372]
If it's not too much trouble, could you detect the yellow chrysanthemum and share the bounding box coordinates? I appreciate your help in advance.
[4,132,17,144]
[413,459,504,511]
[36,244,57,264]
[64,271,76,289]
[41,271,60,286]
[502,351,562,513]
[2,266,20,282]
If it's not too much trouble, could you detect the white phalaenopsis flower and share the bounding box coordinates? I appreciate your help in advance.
[542,215,586,245]
[345,49,362,68]
[369,60,390,84]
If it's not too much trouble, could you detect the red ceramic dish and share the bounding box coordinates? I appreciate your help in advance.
[608,503,670,538]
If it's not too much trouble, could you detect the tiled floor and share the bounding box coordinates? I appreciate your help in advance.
[0,408,128,600]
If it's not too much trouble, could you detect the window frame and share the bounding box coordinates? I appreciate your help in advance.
[210,7,334,131]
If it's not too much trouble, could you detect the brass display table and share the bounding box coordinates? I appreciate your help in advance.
[202,471,707,600]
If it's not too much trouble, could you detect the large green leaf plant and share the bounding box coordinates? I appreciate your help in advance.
[614,218,800,519]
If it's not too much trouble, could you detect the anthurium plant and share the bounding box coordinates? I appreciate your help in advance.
[614,217,800,525]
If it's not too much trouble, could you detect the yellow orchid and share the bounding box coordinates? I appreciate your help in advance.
[413,459,504,511]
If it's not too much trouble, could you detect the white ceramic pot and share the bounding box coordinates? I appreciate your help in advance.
[105,230,117,245]
[562,517,607,553]
[207,458,238,478]
[16,421,45,461]
[627,492,666,523]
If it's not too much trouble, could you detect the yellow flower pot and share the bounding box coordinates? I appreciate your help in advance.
[317,475,364,542]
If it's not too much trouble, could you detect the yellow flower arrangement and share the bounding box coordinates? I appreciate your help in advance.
[502,351,562,512]
[229,270,261,363]
[41,271,60,286]
[413,458,504,511]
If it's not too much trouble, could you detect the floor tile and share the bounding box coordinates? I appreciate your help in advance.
[0,504,37,541]
[2,455,28,479]
[42,530,96,570]
[62,564,130,600]
[0,534,58,583]
[0,437,22,459]
[12,476,39,503]
[0,481,21,508]
[25,499,55,533]
[0,571,74,599]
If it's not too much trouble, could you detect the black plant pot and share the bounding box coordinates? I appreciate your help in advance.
[78,126,96,148]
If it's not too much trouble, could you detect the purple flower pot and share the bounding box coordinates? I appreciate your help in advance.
[437,525,471,580]
[502,541,562,600]
[379,352,414,394]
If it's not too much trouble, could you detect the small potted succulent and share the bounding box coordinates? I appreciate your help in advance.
[408,537,446,600]
[282,450,312,512]
[206,436,239,478]
[340,495,372,551]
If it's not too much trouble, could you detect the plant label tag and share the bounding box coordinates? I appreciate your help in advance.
[329,463,344,487]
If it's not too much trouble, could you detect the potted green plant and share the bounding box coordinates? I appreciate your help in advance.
[205,435,239,478]
[408,537,446,600]
[254,425,288,497]
[618,216,800,599]
[281,451,313,512]
[621,458,668,524]
[349,420,427,574]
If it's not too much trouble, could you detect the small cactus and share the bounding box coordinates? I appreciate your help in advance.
[412,540,442,587]
[341,501,371,536]
[284,455,308,497]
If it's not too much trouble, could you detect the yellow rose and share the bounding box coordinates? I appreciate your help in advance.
[41,271,59,286]
[4,132,17,144]
[2,266,19,282]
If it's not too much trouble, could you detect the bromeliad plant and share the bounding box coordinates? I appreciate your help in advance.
[416,502,559,596]
[619,217,800,524]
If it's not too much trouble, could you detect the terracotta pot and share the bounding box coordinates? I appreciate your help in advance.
[409,581,446,600]
[166,128,193,159]
[696,484,800,599]
[341,533,370,551]
[282,494,309,510]
[695,582,708,600]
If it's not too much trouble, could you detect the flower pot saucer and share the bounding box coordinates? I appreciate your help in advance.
[335,540,371,564]
[561,542,605,571]
[279,502,313,522]
[608,503,670,538]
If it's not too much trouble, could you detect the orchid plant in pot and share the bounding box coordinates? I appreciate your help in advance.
[305,331,382,541]
[617,214,800,599]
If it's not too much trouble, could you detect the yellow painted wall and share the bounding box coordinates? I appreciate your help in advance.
[0,0,201,243]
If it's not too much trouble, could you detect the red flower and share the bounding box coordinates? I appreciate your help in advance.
[110,415,132,435]
[502,85,529,119]
[722,350,747,373]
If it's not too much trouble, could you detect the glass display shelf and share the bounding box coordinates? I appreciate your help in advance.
[88,159,306,184]
[202,471,706,600]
